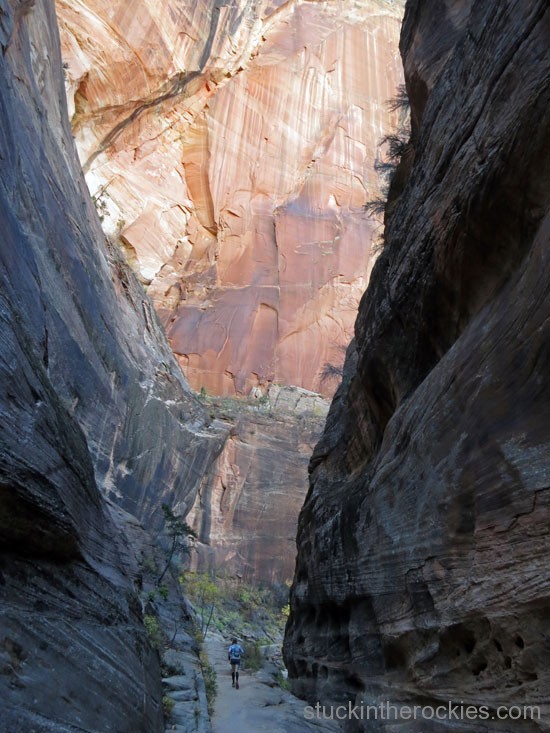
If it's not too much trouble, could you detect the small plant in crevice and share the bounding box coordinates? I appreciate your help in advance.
[319,361,344,386]
[141,553,158,576]
[365,128,409,220]
[386,83,410,115]
[364,83,411,249]
[162,695,175,721]
[199,648,217,716]
[376,132,410,172]
[319,344,347,388]
[91,191,110,224]
[144,613,164,651]
[277,669,290,691]
[363,196,387,219]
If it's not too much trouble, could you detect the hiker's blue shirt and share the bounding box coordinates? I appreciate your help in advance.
[228,643,244,662]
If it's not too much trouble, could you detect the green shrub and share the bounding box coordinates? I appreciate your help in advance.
[141,554,158,576]
[199,650,217,716]
[237,585,263,619]
[190,622,204,647]
[244,641,264,672]
[182,572,290,649]
[157,505,197,585]
[277,670,290,691]
[181,572,221,638]
[144,614,163,650]
[162,695,175,720]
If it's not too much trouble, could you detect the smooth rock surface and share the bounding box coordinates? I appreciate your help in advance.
[56,0,405,397]
[285,0,550,730]
[2,0,227,527]
[187,387,329,583]
[0,0,222,729]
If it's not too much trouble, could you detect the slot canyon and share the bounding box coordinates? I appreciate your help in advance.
[1,0,549,731]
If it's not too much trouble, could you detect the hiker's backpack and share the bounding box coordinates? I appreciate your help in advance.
[229,644,242,661]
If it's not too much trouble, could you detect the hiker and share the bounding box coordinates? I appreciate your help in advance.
[228,638,245,689]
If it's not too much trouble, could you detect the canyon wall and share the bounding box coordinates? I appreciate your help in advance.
[52,0,406,591]
[0,0,225,729]
[56,0,405,398]
[284,0,550,730]
[187,387,329,584]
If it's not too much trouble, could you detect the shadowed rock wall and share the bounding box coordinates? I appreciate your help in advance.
[0,0,224,729]
[284,0,550,729]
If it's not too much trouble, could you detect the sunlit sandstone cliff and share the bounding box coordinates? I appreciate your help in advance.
[0,0,225,729]
[56,0,405,397]
[284,0,550,729]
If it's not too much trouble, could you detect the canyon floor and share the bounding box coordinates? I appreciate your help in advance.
[206,632,341,733]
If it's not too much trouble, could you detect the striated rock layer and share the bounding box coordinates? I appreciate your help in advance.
[56,0,405,397]
[187,387,329,584]
[0,0,224,729]
[284,0,550,730]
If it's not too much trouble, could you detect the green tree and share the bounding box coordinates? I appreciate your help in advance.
[182,572,222,638]
[157,504,197,585]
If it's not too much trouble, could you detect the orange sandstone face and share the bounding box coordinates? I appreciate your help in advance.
[57,0,405,398]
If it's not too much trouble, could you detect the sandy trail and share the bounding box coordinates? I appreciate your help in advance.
[206,633,341,733]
